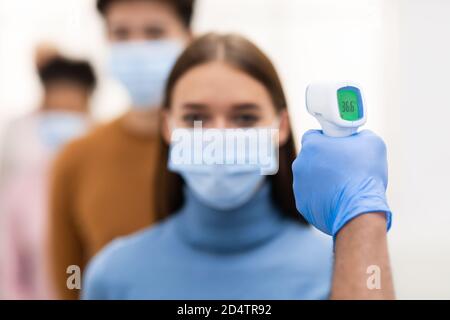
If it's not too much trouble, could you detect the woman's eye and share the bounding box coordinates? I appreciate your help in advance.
[232,114,260,127]
[144,26,165,39]
[182,114,210,126]
[112,28,130,41]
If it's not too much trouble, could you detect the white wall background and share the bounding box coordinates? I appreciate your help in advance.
[387,0,450,299]
[0,0,448,299]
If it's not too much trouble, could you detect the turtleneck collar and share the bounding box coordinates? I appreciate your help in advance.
[173,181,287,253]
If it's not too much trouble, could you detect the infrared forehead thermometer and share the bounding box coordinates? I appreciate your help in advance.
[306,82,367,137]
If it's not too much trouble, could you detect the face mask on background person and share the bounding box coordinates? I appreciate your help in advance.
[37,111,90,152]
[109,39,184,110]
[168,124,279,211]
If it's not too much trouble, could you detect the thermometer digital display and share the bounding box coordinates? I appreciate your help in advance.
[306,82,367,137]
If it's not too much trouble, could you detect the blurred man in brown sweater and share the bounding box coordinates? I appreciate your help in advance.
[48,0,194,299]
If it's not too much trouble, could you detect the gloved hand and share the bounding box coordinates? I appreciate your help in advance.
[292,129,392,237]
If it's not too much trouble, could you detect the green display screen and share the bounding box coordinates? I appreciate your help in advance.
[337,88,360,121]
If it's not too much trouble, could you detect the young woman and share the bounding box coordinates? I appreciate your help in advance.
[82,33,335,299]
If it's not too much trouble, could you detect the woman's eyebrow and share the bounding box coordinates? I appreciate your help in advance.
[144,24,165,32]
[182,103,208,110]
[232,103,261,111]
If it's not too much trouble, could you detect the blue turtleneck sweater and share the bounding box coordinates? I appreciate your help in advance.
[82,183,333,299]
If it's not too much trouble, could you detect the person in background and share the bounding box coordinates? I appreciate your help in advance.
[0,44,61,182]
[48,0,194,299]
[0,54,96,300]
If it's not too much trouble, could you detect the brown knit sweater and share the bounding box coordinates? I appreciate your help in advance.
[48,115,158,299]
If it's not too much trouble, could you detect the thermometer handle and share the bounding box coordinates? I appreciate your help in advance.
[318,118,358,137]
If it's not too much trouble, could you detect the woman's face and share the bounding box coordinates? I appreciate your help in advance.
[163,61,291,145]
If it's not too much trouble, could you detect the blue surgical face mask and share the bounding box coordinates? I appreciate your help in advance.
[37,111,89,152]
[171,163,267,211]
[168,124,279,210]
[109,40,184,110]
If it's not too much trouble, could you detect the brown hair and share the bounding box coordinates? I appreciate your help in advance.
[96,0,195,28]
[153,33,307,224]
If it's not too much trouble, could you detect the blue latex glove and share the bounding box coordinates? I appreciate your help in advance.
[292,129,392,237]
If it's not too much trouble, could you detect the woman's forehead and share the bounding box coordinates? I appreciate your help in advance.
[171,62,274,107]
